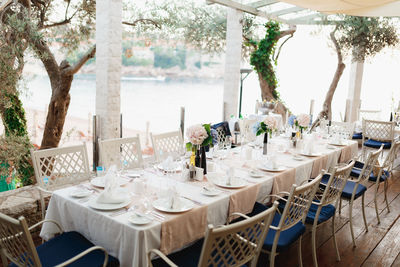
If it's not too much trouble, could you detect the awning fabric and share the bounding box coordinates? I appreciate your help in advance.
[280,0,400,16]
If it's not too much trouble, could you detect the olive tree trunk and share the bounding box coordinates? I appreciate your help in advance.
[311,27,345,130]
[28,36,96,149]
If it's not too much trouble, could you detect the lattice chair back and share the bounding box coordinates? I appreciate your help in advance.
[278,174,322,231]
[198,202,278,267]
[151,130,183,162]
[363,119,395,142]
[239,118,257,142]
[99,135,143,169]
[320,161,355,206]
[357,147,383,183]
[329,121,355,139]
[359,110,381,121]
[0,213,41,267]
[382,140,400,173]
[31,144,91,191]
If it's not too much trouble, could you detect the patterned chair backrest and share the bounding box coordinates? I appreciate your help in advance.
[211,122,231,148]
[31,144,91,191]
[319,161,355,206]
[382,140,400,173]
[359,109,381,121]
[357,146,383,183]
[329,121,355,139]
[0,213,41,267]
[151,130,183,162]
[198,202,278,267]
[363,119,395,142]
[99,135,143,169]
[278,174,322,231]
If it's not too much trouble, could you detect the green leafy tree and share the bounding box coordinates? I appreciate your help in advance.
[312,16,399,128]
[247,22,296,116]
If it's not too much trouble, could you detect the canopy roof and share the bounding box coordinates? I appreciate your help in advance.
[207,0,400,25]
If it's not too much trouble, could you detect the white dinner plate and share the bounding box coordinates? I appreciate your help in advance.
[300,152,322,157]
[328,140,348,146]
[292,156,304,161]
[90,176,129,188]
[249,170,265,178]
[153,197,194,213]
[258,164,286,172]
[326,145,336,150]
[156,164,181,173]
[201,187,222,196]
[124,170,143,178]
[70,188,92,198]
[128,213,152,225]
[212,177,247,189]
[88,197,131,211]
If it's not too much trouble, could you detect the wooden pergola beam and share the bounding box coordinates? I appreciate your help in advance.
[0,0,12,12]
[207,0,290,24]
[249,0,279,9]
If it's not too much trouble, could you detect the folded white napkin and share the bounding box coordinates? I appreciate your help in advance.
[303,139,315,155]
[167,188,179,209]
[97,165,127,204]
[267,155,278,169]
[161,156,175,171]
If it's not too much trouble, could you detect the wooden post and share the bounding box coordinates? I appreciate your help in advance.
[180,107,185,137]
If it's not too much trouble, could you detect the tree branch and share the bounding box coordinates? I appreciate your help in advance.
[63,45,96,75]
[122,18,161,29]
[276,25,296,40]
[273,34,294,62]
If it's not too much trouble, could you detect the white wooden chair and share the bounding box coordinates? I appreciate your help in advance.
[339,146,382,247]
[30,144,91,219]
[99,135,143,170]
[353,140,400,224]
[0,212,118,266]
[319,119,355,139]
[150,130,183,162]
[253,174,322,267]
[148,202,278,267]
[306,161,354,267]
[362,119,395,159]
[359,109,381,121]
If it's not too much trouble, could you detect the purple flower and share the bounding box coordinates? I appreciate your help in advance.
[288,115,296,127]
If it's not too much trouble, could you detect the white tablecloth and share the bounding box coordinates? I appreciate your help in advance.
[40,137,358,267]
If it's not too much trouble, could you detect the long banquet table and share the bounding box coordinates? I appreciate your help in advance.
[40,136,358,267]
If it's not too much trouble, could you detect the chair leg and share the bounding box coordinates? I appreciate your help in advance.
[349,199,356,247]
[269,250,276,267]
[332,214,340,261]
[39,191,46,220]
[384,179,390,213]
[298,236,303,267]
[362,194,368,232]
[374,183,381,224]
[311,223,318,267]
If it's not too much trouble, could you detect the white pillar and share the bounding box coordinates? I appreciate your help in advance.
[223,8,243,120]
[95,0,122,139]
[346,59,364,122]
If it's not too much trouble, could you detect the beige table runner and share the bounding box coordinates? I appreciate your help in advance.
[160,205,208,254]
[271,168,296,195]
[311,154,329,178]
[228,183,260,218]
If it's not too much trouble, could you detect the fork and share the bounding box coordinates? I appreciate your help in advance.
[109,206,134,217]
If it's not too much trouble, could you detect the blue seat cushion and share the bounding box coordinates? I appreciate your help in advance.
[350,161,390,182]
[341,180,367,200]
[151,239,203,267]
[9,231,119,267]
[151,237,248,267]
[364,139,391,149]
[352,133,362,140]
[250,202,305,252]
[305,202,336,224]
